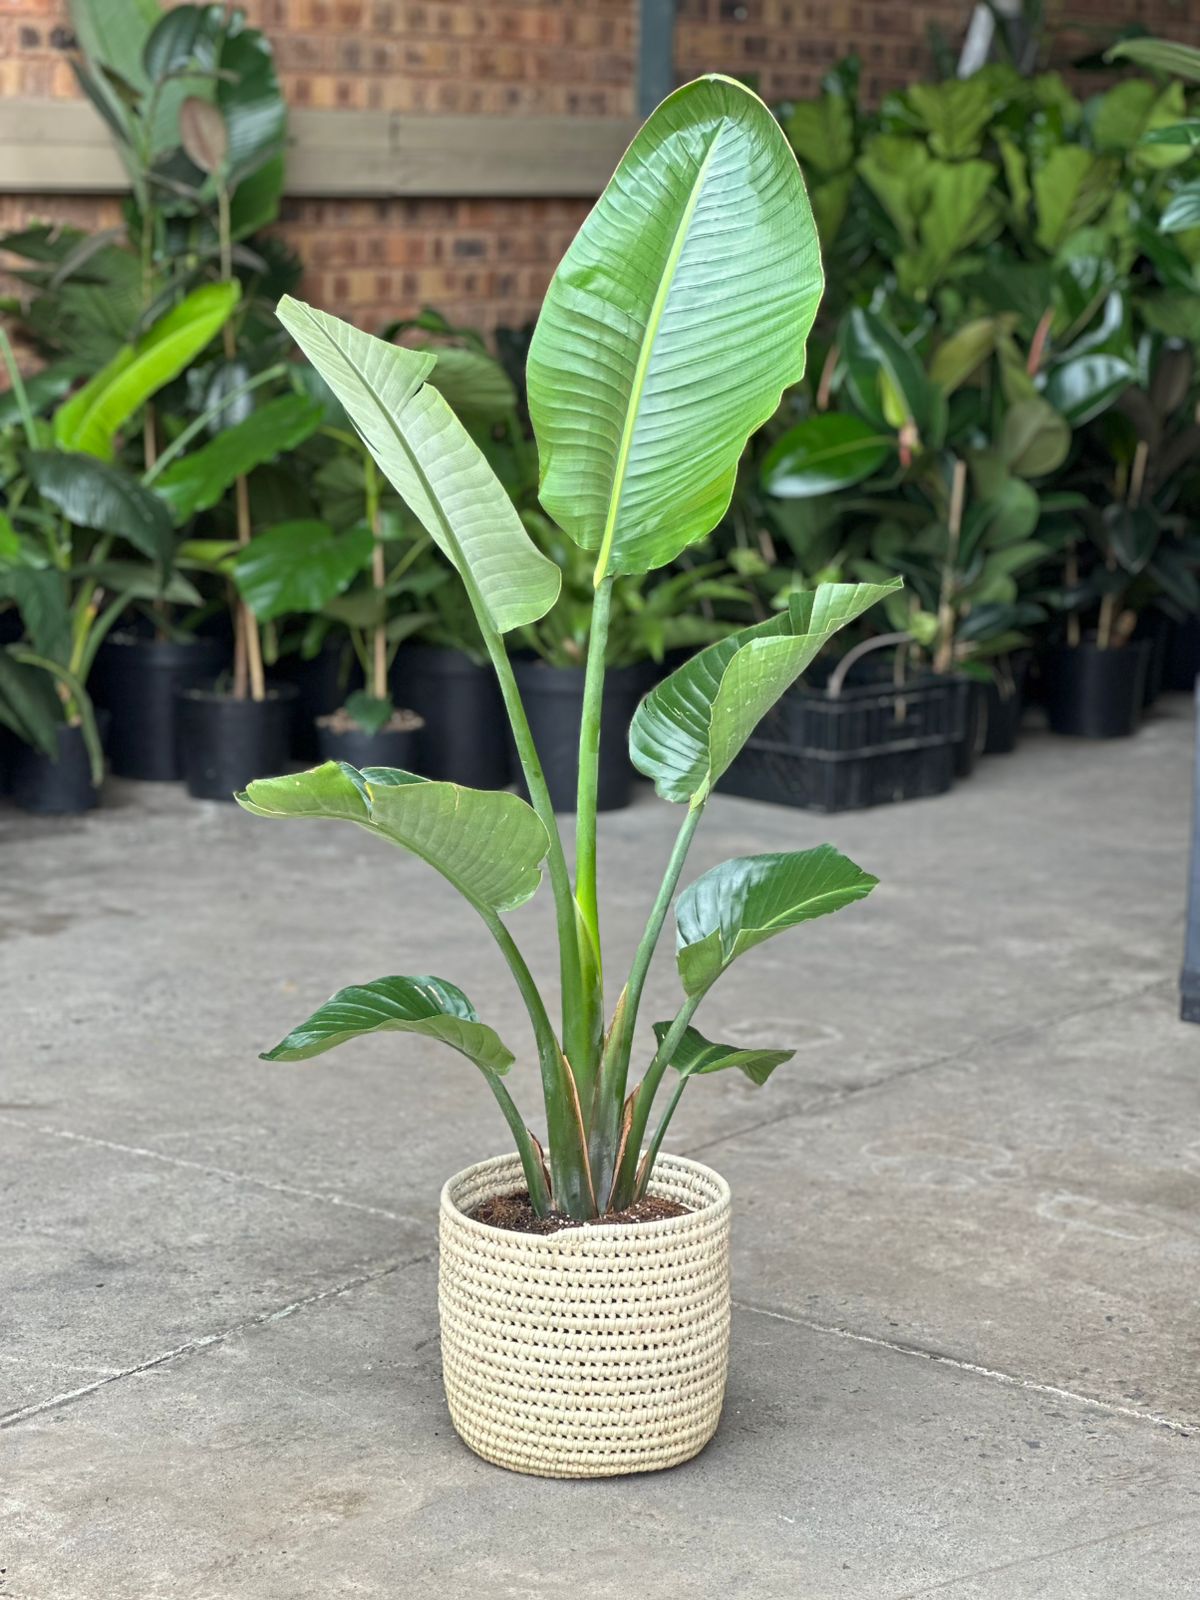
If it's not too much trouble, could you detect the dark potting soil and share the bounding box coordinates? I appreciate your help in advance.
[470,1190,691,1235]
[316,706,423,736]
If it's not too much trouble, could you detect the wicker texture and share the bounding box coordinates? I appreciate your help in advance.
[438,1152,732,1478]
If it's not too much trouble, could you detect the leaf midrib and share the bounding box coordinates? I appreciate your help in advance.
[592,117,727,582]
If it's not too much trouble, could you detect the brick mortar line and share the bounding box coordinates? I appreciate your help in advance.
[683,975,1176,1161]
[734,1300,1194,1437]
[0,1252,430,1431]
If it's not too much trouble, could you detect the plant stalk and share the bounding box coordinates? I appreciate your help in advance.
[365,456,387,700]
[574,573,613,1069]
[589,802,704,1202]
[611,989,704,1209]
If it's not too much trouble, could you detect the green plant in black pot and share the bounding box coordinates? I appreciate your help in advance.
[0,345,205,813]
[513,514,752,811]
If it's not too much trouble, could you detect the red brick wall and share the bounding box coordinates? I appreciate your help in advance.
[4,0,1200,336]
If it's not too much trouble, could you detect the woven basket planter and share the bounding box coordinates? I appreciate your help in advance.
[438,1151,732,1478]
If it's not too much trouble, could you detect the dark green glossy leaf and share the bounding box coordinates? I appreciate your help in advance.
[1043,353,1134,425]
[651,1021,794,1086]
[761,414,891,498]
[841,307,944,442]
[630,579,901,805]
[27,451,175,576]
[261,973,514,1074]
[232,520,372,621]
[236,760,549,914]
[675,845,878,995]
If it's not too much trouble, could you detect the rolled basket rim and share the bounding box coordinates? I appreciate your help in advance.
[439,1150,731,1246]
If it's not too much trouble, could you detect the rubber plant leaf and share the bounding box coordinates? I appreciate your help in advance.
[276,297,560,633]
[629,578,901,805]
[262,974,516,1074]
[675,846,879,996]
[651,1021,795,1085]
[526,73,822,581]
[236,760,550,915]
[155,395,325,524]
[53,282,240,460]
[27,451,175,579]
[761,414,891,499]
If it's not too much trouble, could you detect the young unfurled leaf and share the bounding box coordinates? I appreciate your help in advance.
[527,75,822,581]
[651,1021,794,1086]
[629,579,901,805]
[675,846,878,995]
[262,974,514,1073]
[276,297,559,633]
[237,760,549,914]
[53,282,239,459]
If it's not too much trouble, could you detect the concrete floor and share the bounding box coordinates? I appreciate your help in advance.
[2,700,1197,1598]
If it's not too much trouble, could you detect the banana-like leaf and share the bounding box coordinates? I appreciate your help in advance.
[53,282,240,459]
[630,579,901,805]
[651,1021,794,1085]
[154,394,324,523]
[675,845,878,995]
[275,297,559,633]
[27,451,175,577]
[236,760,549,914]
[262,973,515,1073]
[232,520,372,621]
[526,74,822,580]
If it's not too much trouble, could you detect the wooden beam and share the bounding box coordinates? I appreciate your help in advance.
[0,99,639,200]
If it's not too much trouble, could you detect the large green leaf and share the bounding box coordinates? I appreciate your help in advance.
[0,568,70,664]
[154,395,324,523]
[1000,398,1071,478]
[276,297,559,633]
[675,846,878,995]
[261,974,515,1074]
[232,520,373,621]
[53,283,240,459]
[236,760,549,914]
[27,451,175,576]
[652,1021,794,1086]
[906,76,1000,159]
[1043,353,1134,425]
[1033,148,1119,252]
[761,414,891,498]
[526,74,822,580]
[630,579,901,805]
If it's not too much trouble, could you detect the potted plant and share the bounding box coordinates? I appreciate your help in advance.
[3,2,295,781]
[0,339,205,813]
[237,78,898,1476]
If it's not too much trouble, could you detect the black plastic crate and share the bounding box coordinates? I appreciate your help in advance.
[718,675,958,813]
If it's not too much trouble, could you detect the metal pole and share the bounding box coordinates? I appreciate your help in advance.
[638,0,676,117]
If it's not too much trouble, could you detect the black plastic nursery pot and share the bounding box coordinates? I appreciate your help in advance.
[272,642,351,761]
[9,713,111,816]
[511,659,649,813]
[1164,616,1200,694]
[315,715,424,770]
[982,655,1030,756]
[1042,640,1151,739]
[949,675,987,779]
[176,684,299,800]
[1134,610,1170,709]
[91,630,230,781]
[390,645,509,787]
[717,674,958,813]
